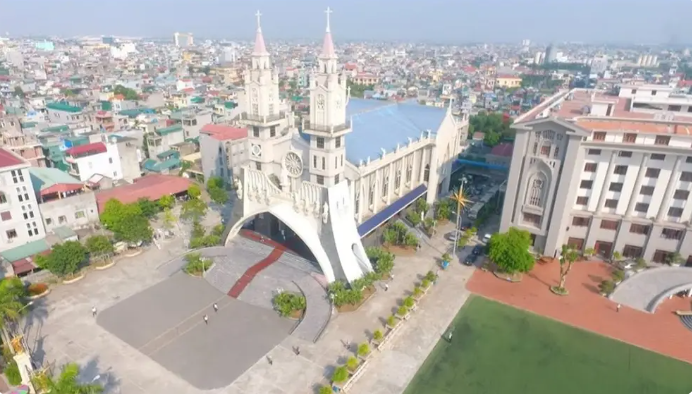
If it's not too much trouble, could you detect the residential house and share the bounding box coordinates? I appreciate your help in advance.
[199,124,248,180]
[64,137,140,183]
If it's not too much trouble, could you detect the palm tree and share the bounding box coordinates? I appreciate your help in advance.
[0,278,28,344]
[450,187,472,255]
[35,363,103,394]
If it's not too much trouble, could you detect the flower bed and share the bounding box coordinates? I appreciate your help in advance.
[27,283,49,299]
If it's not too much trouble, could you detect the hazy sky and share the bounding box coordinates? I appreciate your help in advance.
[1,0,691,44]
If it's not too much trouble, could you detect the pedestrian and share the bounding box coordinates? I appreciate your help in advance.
[203,314,209,324]
[266,356,273,365]
[293,346,300,355]
[616,304,621,312]
[448,332,453,342]
[91,306,97,317]
[213,303,218,312]
[384,284,389,292]
[390,273,394,281]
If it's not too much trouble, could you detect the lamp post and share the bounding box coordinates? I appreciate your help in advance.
[451,181,470,257]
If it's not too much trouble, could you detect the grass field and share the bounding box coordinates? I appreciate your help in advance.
[404,296,692,394]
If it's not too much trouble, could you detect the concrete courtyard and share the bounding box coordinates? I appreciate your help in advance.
[19,218,479,394]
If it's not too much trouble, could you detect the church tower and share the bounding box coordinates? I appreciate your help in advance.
[304,7,350,187]
[243,11,282,171]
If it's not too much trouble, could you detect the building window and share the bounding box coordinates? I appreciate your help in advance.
[316,175,324,185]
[268,104,274,115]
[584,162,597,172]
[532,142,538,155]
[18,194,23,202]
[629,223,650,235]
[540,144,551,156]
[109,157,113,164]
[618,151,632,158]
[382,177,389,196]
[256,162,262,171]
[58,215,67,224]
[645,168,660,178]
[554,143,560,157]
[651,154,665,161]
[6,230,17,239]
[623,133,637,143]
[593,132,606,141]
[634,203,649,213]
[640,186,655,196]
[668,207,684,218]
[335,174,339,184]
[406,165,412,184]
[322,157,325,170]
[270,126,276,137]
[674,190,690,200]
[609,182,623,192]
[335,137,341,148]
[687,156,692,164]
[587,149,601,156]
[313,155,317,168]
[252,104,259,115]
[576,196,589,205]
[0,211,11,221]
[523,213,542,226]
[662,228,684,240]
[567,237,585,251]
[623,245,643,258]
[316,137,325,149]
[579,180,593,189]
[0,193,5,204]
[654,136,670,146]
[45,218,52,226]
[631,89,637,94]
[75,211,86,219]
[680,172,692,182]
[572,216,590,227]
[652,250,672,264]
[528,179,544,207]
[369,183,375,205]
[395,170,401,190]
[600,220,619,230]
[424,165,430,182]
[11,170,24,183]
[613,165,628,175]
[335,157,338,169]
[604,199,618,209]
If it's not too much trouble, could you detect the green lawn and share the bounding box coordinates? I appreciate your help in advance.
[404,296,692,394]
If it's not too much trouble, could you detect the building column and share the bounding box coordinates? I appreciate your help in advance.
[596,151,617,213]
[625,153,650,217]
[386,162,394,205]
[656,156,682,222]
[398,157,405,196]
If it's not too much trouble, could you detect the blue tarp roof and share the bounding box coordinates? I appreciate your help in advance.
[357,183,427,238]
[345,98,448,165]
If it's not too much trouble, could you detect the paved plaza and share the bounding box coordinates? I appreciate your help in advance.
[98,272,293,390]
[19,220,478,394]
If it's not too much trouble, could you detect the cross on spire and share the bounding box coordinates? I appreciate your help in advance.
[325,7,333,32]
[255,10,262,32]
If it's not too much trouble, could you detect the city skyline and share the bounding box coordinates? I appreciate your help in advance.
[2,0,692,44]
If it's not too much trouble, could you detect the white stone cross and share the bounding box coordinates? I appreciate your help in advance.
[255,10,262,30]
[325,7,333,32]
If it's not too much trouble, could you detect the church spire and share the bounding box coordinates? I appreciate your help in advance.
[253,10,268,56]
[320,7,336,59]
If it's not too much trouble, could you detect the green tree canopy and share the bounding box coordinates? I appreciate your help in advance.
[44,241,87,277]
[181,198,207,221]
[468,112,514,147]
[0,278,28,331]
[35,363,103,394]
[158,194,175,210]
[488,228,535,274]
[116,214,153,244]
[99,199,152,244]
[187,184,201,199]
[85,235,114,259]
[113,84,139,100]
[137,198,159,218]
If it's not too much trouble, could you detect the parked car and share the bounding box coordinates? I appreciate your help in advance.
[464,253,478,266]
[472,245,484,256]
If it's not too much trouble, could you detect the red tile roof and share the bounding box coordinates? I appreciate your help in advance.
[40,183,84,197]
[200,124,248,141]
[65,142,107,157]
[0,148,26,169]
[95,174,192,213]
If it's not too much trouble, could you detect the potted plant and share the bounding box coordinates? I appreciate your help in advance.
[612,269,625,284]
[396,305,409,319]
[413,286,423,300]
[386,315,398,329]
[667,252,684,267]
[582,247,596,260]
[599,279,615,296]
[425,270,437,282]
[346,356,359,373]
[357,342,371,360]
[441,252,451,263]
[403,296,416,311]
[635,257,647,272]
[421,279,431,291]
[319,386,333,394]
[372,329,384,345]
[332,366,349,385]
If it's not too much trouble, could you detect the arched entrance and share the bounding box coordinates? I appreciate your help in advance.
[238,212,317,263]
[227,204,337,283]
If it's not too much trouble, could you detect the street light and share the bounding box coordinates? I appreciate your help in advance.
[19,301,34,313]
[450,185,471,257]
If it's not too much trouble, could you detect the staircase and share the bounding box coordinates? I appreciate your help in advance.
[291,275,332,343]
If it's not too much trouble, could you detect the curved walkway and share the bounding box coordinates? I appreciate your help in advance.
[291,274,332,343]
[610,266,692,312]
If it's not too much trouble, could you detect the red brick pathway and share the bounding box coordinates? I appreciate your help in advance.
[467,260,692,364]
[227,230,287,298]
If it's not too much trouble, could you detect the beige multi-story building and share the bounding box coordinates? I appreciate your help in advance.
[501,86,692,265]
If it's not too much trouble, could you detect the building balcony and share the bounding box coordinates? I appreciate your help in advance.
[302,120,352,134]
[240,111,286,124]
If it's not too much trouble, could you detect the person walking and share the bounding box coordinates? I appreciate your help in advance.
[213,303,218,312]
[203,314,209,325]
[91,306,97,317]
[266,356,273,365]
[616,304,621,313]
[384,284,389,292]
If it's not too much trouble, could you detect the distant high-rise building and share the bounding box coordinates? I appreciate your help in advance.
[174,32,194,48]
[221,47,236,63]
[534,52,545,65]
[591,56,608,74]
[545,44,557,63]
[102,36,114,45]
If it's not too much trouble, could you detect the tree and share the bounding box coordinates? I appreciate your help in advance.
[162,208,176,230]
[365,247,395,276]
[555,244,580,294]
[34,363,103,394]
[100,199,152,244]
[137,198,159,218]
[187,184,201,199]
[208,186,229,204]
[483,131,501,147]
[0,278,28,343]
[44,241,87,277]
[116,215,153,244]
[487,228,535,274]
[113,84,139,100]
[158,194,175,210]
[181,198,207,221]
[207,176,225,190]
[100,199,141,231]
[13,86,24,98]
[468,112,513,146]
[85,235,114,261]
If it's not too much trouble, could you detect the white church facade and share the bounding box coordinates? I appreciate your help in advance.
[218,9,468,283]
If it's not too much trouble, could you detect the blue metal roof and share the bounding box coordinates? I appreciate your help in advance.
[358,183,428,238]
[345,98,447,164]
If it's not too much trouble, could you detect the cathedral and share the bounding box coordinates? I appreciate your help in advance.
[220,9,468,284]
